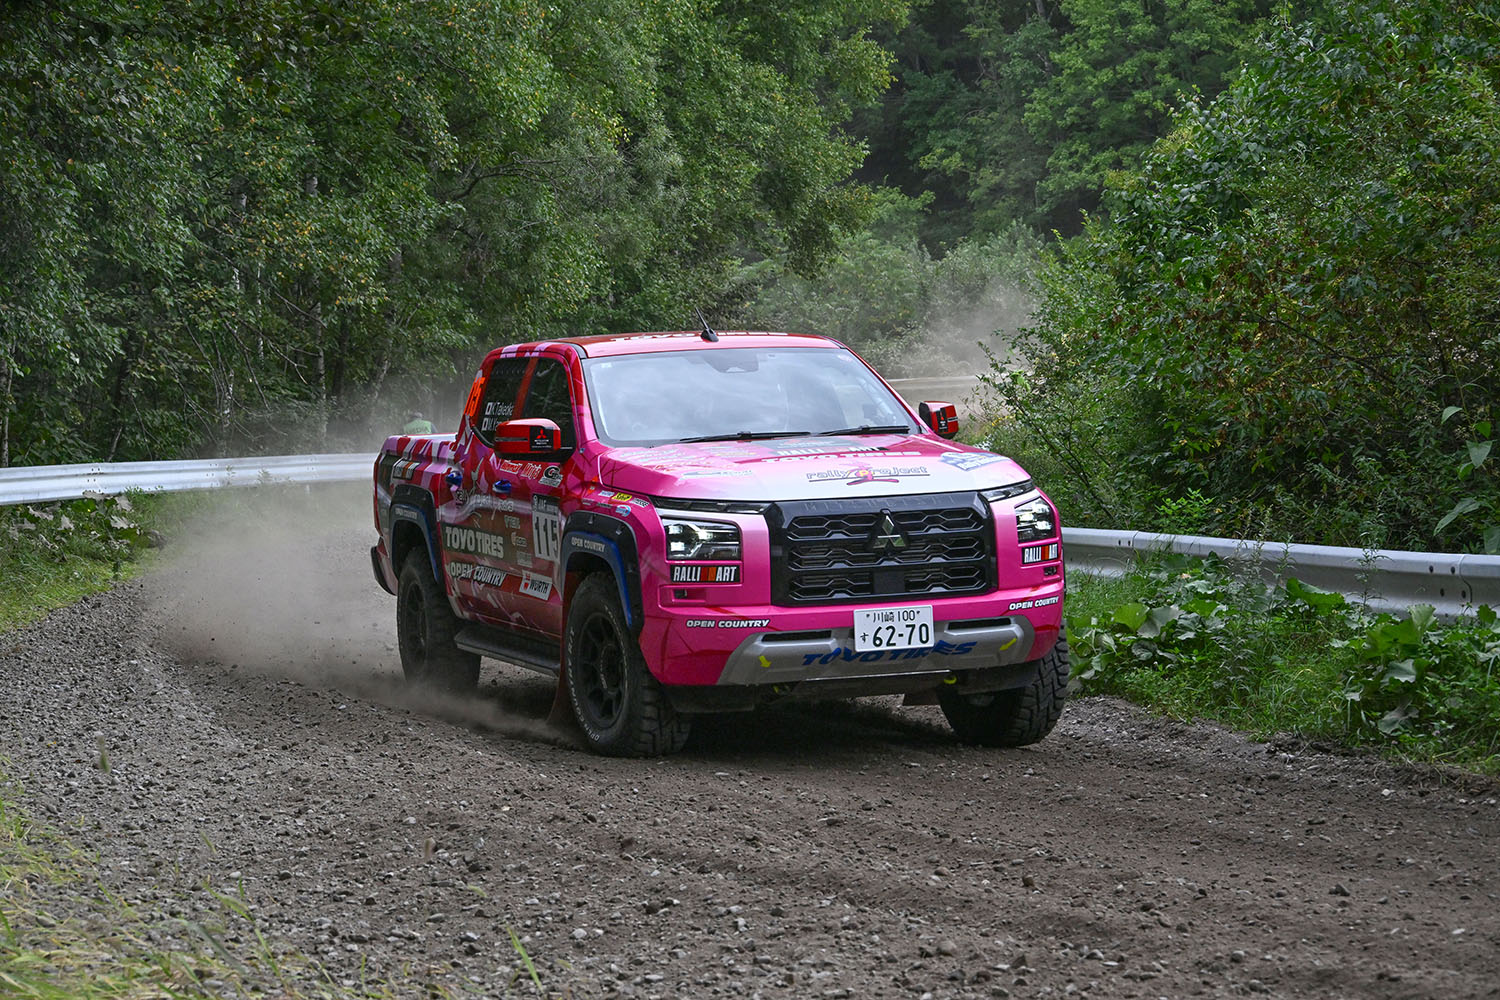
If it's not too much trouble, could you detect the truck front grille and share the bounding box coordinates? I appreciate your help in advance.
[768,493,995,605]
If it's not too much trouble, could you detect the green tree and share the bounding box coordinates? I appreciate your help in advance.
[859,0,1291,243]
[0,0,904,463]
[1001,0,1500,552]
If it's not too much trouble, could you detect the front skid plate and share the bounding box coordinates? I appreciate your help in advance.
[715,617,1035,686]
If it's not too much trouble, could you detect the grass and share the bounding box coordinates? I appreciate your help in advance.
[0,769,348,1000]
[1065,554,1500,774]
[0,492,172,633]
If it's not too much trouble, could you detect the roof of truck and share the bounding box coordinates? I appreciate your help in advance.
[524,331,844,358]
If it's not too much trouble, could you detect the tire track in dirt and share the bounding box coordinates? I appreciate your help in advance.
[1,483,1496,999]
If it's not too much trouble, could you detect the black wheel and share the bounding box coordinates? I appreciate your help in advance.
[396,551,480,694]
[564,574,690,756]
[939,639,1070,747]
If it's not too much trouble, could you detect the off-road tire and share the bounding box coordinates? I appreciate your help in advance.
[939,639,1070,747]
[565,574,690,757]
[396,551,480,694]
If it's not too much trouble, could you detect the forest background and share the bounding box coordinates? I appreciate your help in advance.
[2,0,1496,553]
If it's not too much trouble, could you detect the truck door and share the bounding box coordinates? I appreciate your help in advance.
[495,356,577,636]
[442,357,528,625]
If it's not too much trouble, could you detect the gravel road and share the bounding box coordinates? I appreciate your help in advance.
[2,484,1496,999]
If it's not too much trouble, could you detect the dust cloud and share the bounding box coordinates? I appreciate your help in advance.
[145,481,571,746]
[913,275,1032,378]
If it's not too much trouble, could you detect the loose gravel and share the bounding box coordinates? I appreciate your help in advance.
[2,484,1497,998]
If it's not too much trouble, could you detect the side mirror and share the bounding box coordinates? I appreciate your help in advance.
[496,418,562,455]
[919,401,959,439]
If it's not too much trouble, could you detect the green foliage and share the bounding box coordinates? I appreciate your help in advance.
[1,493,153,575]
[1069,557,1500,771]
[0,493,162,631]
[857,0,1291,242]
[1,0,904,463]
[1337,605,1500,752]
[736,193,1043,375]
[1150,488,1216,535]
[1437,405,1500,553]
[998,0,1500,552]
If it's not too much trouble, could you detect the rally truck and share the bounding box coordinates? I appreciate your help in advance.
[371,330,1067,756]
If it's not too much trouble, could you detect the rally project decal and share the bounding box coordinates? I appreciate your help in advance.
[806,465,930,486]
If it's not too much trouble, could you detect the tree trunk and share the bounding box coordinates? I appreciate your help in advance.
[0,352,11,468]
[314,335,327,448]
[104,335,138,462]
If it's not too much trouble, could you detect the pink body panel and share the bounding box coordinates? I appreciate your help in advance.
[374,333,1065,689]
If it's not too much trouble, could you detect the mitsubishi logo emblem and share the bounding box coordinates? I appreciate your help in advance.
[870,512,907,555]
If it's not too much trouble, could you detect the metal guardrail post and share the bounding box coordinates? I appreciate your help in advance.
[1063,526,1499,617]
[3,454,1495,615]
[0,454,375,506]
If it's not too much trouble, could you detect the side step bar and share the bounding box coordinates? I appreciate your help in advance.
[455,625,561,676]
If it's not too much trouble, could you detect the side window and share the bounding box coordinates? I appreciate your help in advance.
[475,359,528,447]
[519,359,576,451]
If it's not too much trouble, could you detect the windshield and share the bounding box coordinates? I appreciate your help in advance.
[582,347,920,447]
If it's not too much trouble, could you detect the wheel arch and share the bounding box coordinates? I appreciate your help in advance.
[561,511,643,634]
[390,485,440,582]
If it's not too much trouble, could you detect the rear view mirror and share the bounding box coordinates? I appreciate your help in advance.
[496,418,562,455]
[919,401,959,439]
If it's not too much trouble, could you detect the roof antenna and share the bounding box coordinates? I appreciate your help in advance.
[695,307,719,342]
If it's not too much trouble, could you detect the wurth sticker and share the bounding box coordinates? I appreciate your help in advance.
[670,564,740,584]
[519,572,553,601]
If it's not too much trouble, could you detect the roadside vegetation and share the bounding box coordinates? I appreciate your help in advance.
[0,767,403,1000]
[990,1,1500,554]
[1067,560,1500,774]
[0,493,164,633]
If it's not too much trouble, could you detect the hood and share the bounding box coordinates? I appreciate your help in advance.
[595,434,1031,502]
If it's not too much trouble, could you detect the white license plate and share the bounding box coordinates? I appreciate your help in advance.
[853,605,935,652]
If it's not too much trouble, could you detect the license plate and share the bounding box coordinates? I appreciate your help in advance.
[853,605,934,652]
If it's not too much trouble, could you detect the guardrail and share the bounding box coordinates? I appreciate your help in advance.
[0,454,372,505]
[1063,527,1500,618]
[3,454,1496,615]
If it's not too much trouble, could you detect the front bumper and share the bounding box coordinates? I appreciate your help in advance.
[639,584,1063,691]
[657,613,1046,713]
[715,615,1035,685]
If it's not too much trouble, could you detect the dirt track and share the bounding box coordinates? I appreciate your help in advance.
[2,484,1497,999]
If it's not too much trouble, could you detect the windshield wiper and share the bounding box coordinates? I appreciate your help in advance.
[678,430,814,443]
[817,424,912,436]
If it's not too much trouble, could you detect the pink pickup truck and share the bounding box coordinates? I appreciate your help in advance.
[371,330,1067,755]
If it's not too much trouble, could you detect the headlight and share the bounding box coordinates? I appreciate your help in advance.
[980,480,1034,503]
[662,517,741,561]
[1015,497,1056,543]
